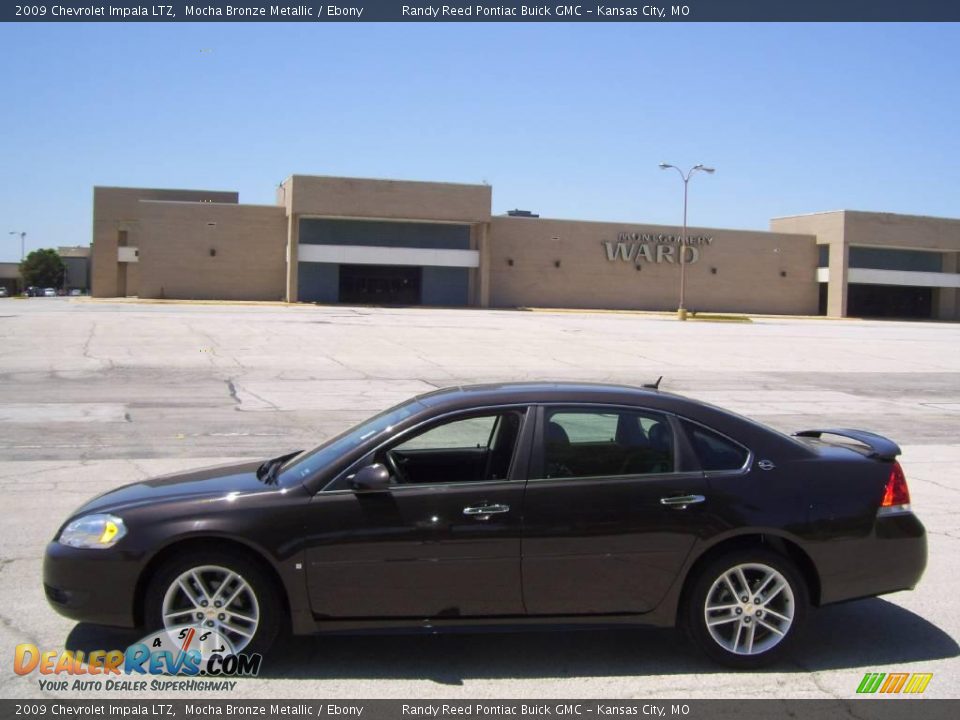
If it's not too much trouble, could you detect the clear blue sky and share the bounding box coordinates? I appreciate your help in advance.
[1,22,958,261]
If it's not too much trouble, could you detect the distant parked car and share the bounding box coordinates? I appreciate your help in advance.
[24,286,41,297]
[0,287,8,298]
[69,289,82,296]
[43,288,57,297]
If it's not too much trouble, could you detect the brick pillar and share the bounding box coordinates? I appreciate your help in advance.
[826,241,849,317]
[937,252,958,321]
[286,214,299,303]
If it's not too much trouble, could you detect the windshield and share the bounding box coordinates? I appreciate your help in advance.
[277,399,424,485]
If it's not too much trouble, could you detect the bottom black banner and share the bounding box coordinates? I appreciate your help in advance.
[0,700,957,720]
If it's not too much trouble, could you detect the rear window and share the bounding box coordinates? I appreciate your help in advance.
[681,420,749,472]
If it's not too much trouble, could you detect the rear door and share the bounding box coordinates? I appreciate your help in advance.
[521,404,710,615]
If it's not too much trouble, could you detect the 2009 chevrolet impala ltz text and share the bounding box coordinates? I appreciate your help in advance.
[44,382,926,668]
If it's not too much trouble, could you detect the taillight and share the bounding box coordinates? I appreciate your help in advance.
[879,461,911,513]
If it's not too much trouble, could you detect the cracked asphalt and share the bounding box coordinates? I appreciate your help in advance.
[0,297,958,700]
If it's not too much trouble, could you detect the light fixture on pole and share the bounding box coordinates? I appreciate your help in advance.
[8,231,26,261]
[658,163,715,320]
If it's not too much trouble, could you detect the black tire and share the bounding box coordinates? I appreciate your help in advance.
[144,548,282,657]
[683,547,808,669]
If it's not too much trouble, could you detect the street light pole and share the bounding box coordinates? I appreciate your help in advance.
[658,163,715,320]
[8,231,26,261]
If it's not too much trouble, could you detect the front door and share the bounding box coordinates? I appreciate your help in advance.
[338,264,421,305]
[522,405,709,615]
[305,409,528,618]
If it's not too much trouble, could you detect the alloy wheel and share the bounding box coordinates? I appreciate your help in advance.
[161,564,260,653]
[703,562,795,656]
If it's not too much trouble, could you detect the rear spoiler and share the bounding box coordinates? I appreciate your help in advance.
[794,429,901,460]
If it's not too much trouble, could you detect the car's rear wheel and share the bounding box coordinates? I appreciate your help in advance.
[144,549,281,656]
[684,548,808,668]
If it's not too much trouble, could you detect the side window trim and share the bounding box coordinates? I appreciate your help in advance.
[323,404,533,491]
[675,415,754,477]
[530,403,687,482]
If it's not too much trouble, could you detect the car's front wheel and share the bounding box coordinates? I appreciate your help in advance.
[684,548,808,668]
[144,549,281,656]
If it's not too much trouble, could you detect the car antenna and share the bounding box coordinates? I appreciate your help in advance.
[643,376,663,390]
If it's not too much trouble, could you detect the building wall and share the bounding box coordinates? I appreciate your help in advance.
[295,218,476,305]
[298,263,339,303]
[136,201,286,301]
[285,175,491,223]
[92,187,239,297]
[488,217,819,315]
[843,210,960,252]
[281,179,488,303]
[773,210,960,320]
[62,257,89,291]
[422,267,470,306]
[771,211,847,317]
[88,177,960,320]
[0,262,19,293]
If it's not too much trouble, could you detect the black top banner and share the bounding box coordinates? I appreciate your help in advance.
[4,0,960,22]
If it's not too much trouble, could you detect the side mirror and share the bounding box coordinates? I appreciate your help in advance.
[350,463,391,493]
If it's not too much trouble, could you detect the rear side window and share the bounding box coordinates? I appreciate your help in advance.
[542,408,674,479]
[681,420,749,472]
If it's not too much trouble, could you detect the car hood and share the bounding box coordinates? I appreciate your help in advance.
[70,459,280,517]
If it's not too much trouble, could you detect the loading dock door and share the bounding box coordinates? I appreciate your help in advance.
[339,264,422,305]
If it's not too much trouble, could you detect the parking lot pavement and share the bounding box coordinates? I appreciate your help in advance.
[1,297,958,699]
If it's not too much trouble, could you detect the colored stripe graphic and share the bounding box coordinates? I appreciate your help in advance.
[857,673,885,694]
[856,672,933,694]
[880,673,909,693]
[903,673,933,694]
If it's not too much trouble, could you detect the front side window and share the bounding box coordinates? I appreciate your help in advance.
[681,420,749,472]
[379,411,524,485]
[394,415,497,452]
[542,408,674,479]
[280,399,423,485]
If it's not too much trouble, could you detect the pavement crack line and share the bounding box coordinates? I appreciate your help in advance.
[226,379,240,405]
[789,659,863,717]
[227,379,281,411]
[80,321,113,369]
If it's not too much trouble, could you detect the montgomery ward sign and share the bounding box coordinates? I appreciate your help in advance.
[603,232,714,265]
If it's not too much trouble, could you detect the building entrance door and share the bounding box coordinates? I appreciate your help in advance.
[339,264,422,305]
[847,283,933,319]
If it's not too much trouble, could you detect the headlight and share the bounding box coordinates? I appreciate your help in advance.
[59,514,127,549]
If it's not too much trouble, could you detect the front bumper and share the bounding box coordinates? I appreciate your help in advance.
[43,541,142,628]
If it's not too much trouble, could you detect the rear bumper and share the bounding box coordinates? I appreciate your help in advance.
[43,541,140,628]
[819,511,927,605]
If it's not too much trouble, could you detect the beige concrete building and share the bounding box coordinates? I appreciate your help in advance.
[772,211,960,321]
[0,262,19,294]
[91,176,960,320]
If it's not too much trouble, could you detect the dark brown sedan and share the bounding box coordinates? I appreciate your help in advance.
[44,382,926,668]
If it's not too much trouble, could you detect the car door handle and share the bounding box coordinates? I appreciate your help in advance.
[463,504,510,517]
[660,494,706,508]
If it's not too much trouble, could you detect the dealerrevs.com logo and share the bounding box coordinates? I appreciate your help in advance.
[14,625,261,693]
[856,672,933,695]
